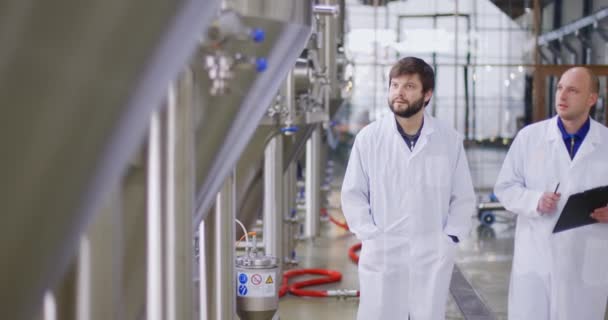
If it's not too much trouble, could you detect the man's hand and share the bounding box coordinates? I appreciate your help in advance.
[537,192,561,215]
[591,206,608,223]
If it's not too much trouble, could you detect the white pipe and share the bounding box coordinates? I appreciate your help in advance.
[76,237,91,320]
[200,172,236,320]
[43,291,56,320]
[264,134,284,263]
[305,126,321,238]
[146,110,163,320]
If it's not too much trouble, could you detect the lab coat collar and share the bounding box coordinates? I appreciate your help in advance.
[546,115,601,165]
[572,118,601,164]
[545,116,561,142]
[391,109,436,138]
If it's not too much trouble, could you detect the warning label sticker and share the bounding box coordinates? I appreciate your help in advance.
[236,271,276,297]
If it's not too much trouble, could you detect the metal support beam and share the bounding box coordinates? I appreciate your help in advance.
[76,187,123,320]
[264,134,284,273]
[200,173,236,320]
[146,77,196,320]
[283,162,298,265]
[539,7,608,45]
[304,126,321,238]
[560,38,579,64]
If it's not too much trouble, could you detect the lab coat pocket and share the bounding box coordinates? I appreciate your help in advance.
[442,233,457,259]
[582,238,608,286]
[359,237,385,272]
[424,156,450,188]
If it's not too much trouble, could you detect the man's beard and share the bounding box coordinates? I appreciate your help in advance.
[389,96,425,118]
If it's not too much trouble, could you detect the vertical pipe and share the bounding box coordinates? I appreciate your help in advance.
[200,173,236,320]
[147,76,195,320]
[283,162,297,264]
[284,70,296,126]
[264,134,284,273]
[166,71,195,320]
[323,0,337,101]
[77,187,124,320]
[43,292,57,320]
[305,126,321,238]
[146,110,163,320]
[533,0,545,122]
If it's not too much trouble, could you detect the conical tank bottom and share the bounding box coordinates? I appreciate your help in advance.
[236,310,277,320]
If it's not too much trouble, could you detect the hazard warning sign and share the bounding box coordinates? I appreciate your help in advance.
[236,271,276,297]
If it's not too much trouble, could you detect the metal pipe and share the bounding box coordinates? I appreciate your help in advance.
[313,4,340,17]
[284,70,297,129]
[321,0,338,101]
[166,71,196,320]
[200,172,236,320]
[283,162,298,264]
[43,292,57,320]
[305,126,321,238]
[560,38,579,64]
[146,110,164,320]
[77,187,123,320]
[146,77,196,320]
[264,134,284,273]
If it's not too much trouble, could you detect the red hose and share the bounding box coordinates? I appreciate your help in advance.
[279,268,342,297]
[328,215,350,231]
[348,242,362,264]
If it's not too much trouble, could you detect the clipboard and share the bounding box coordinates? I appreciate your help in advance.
[553,185,608,233]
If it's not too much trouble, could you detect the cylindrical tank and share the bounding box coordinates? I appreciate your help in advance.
[235,254,279,320]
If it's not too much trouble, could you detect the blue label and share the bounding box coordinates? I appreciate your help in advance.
[238,284,248,296]
[238,273,248,284]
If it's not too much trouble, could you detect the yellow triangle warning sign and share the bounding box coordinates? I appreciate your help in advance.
[265,275,274,284]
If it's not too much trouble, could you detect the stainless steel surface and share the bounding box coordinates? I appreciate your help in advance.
[146,110,164,320]
[146,85,196,320]
[165,73,196,320]
[293,58,313,95]
[235,254,279,320]
[263,134,284,277]
[283,162,298,264]
[320,0,339,100]
[0,1,220,318]
[234,127,275,231]
[200,174,237,320]
[284,70,297,128]
[194,2,313,226]
[313,4,340,17]
[77,187,123,320]
[226,0,312,25]
[121,158,148,320]
[304,125,322,238]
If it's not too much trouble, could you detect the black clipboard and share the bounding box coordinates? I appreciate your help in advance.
[553,185,608,233]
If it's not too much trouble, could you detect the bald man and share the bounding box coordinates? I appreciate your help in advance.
[495,67,608,320]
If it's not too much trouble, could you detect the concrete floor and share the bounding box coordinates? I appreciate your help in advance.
[278,147,514,319]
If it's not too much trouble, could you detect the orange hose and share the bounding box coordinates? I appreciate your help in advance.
[348,242,362,264]
[235,231,256,248]
[328,215,350,231]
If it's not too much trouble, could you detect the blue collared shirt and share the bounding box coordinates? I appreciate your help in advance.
[395,118,423,150]
[557,116,590,159]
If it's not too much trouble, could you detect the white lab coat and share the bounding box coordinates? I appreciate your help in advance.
[341,112,475,320]
[494,116,608,320]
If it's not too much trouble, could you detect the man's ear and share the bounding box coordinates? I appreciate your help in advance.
[424,90,433,104]
[588,92,599,109]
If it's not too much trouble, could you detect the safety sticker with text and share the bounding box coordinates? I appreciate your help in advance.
[236,271,276,297]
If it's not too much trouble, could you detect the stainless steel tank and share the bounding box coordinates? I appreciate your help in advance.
[235,253,279,320]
